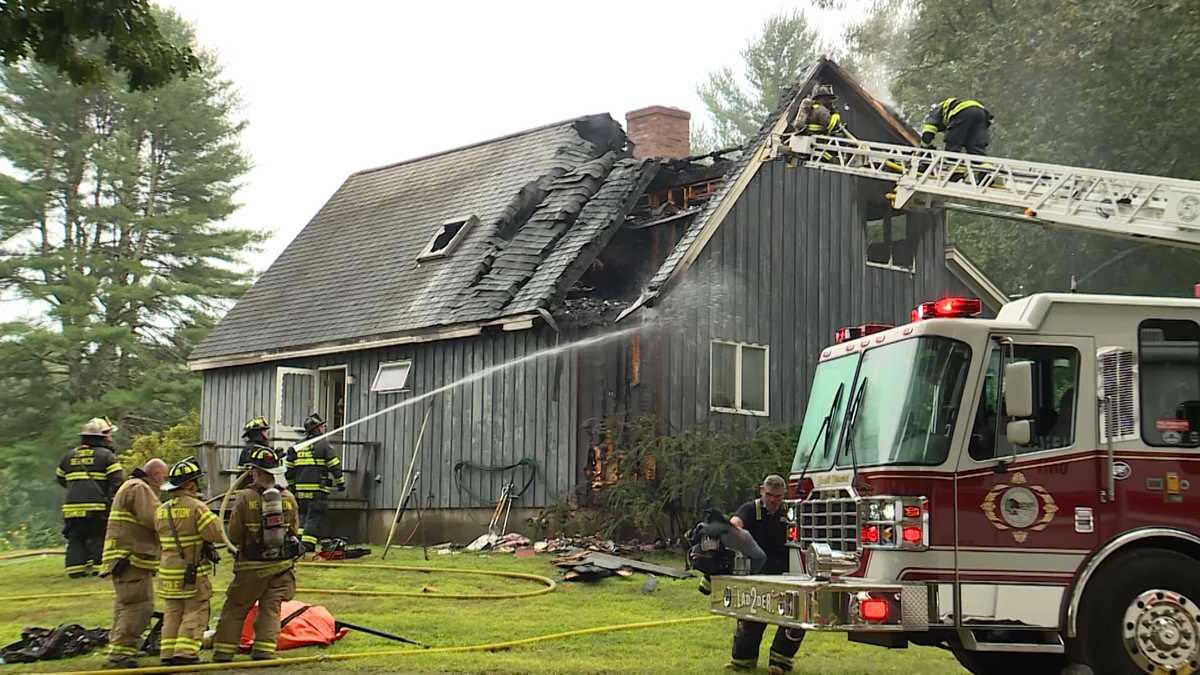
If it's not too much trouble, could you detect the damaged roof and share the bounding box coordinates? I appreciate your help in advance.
[625,57,920,317]
[192,115,655,367]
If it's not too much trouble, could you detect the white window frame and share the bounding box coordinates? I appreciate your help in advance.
[417,216,476,261]
[371,360,413,394]
[709,340,769,417]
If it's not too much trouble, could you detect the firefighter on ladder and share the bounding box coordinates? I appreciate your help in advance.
[101,457,167,667]
[920,97,993,155]
[286,413,345,553]
[56,417,125,578]
[727,475,803,674]
[154,458,225,665]
[785,83,849,164]
[212,447,302,662]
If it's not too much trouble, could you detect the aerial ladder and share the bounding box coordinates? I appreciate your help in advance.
[771,134,1200,251]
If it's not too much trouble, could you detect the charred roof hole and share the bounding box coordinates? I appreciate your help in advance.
[417,215,476,261]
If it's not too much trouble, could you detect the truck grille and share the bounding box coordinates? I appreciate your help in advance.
[798,489,858,553]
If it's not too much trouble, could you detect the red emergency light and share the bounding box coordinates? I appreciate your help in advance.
[859,598,890,622]
[834,323,893,344]
[902,526,923,544]
[911,296,982,322]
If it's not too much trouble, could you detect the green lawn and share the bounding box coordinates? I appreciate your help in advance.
[0,548,966,674]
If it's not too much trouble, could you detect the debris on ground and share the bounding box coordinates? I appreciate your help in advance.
[1,624,108,663]
[551,550,690,582]
[530,535,673,556]
[466,532,530,552]
[641,574,659,594]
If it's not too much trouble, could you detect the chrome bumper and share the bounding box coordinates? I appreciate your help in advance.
[710,574,931,632]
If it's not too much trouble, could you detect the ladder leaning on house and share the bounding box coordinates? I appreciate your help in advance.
[771,134,1200,251]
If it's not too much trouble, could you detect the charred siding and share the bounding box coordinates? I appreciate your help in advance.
[630,160,964,433]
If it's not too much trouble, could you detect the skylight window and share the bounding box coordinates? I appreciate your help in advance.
[418,216,475,261]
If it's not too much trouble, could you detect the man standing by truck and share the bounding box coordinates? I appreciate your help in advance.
[726,474,804,674]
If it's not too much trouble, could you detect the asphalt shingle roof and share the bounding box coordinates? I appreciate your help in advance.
[193,114,646,362]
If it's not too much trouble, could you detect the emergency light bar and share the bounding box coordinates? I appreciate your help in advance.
[834,323,894,344]
[911,296,982,322]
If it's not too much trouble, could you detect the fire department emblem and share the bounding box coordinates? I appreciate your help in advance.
[980,472,1058,543]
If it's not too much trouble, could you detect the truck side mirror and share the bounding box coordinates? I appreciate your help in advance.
[1006,420,1034,446]
[1003,362,1035,418]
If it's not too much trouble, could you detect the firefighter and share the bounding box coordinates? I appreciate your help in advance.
[920,97,993,155]
[56,417,125,578]
[784,83,849,165]
[287,413,346,552]
[727,475,803,674]
[101,457,168,668]
[239,416,272,472]
[212,447,302,662]
[154,457,225,665]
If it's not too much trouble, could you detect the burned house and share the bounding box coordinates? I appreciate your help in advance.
[190,57,1003,540]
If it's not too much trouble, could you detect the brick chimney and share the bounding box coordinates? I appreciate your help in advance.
[625,106,691,160]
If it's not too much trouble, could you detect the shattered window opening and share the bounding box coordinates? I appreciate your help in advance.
[371,360,412,394]
[417,217,473,261]
[710,340,769,416]
[865,210,913,272]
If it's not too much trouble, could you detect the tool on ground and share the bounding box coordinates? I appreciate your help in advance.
[334,619,429,648]
[382,405,433,559]
[488,481,516,538]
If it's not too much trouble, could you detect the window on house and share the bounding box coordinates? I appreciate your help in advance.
[710,340,769,415]
[968,344,1080,460]
[417,216,474,261]
[866,211,914,271]
[1139,319,1200,448]
[371,360,412,393]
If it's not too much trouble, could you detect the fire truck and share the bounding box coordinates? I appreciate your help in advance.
[709,135,1200,675]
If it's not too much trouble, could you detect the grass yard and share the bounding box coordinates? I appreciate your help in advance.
[0,547,967,674]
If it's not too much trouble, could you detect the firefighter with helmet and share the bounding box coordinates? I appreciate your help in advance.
[727,475,803,674]
[920,96,993,155]
[101,457,167,668]
[239,416,272,473]
[212,447,302,662]
[154,457,224,665]
[785,83,849,163]
[286,413,346,553]
[56,416,125,577]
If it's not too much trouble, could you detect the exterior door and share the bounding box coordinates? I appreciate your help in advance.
[275,367,317,446]
[952,335,1098,628]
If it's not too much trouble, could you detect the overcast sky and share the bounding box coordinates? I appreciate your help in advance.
[160,0,857,269]
[0,1,858,321]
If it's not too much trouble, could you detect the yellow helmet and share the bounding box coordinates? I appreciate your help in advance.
[80,416,118,436]
[163,457,205,491]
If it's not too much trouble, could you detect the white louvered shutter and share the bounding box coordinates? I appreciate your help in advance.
[1098,347,1138,443]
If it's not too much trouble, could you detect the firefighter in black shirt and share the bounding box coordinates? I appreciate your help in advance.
[56,417,125,577]
[239,416,272,472]
[286,413,345,552]
[727,475,804,674]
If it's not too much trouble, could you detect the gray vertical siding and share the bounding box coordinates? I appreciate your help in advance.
[629,159,962,433]
[200,325,579,510]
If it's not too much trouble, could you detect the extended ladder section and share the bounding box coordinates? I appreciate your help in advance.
[774,135,1200,250]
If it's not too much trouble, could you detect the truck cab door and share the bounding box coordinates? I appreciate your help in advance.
[951,335,1098,630]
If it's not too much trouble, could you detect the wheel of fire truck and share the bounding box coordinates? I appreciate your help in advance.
[949,648,1066,675]
[1072,547,1200,674]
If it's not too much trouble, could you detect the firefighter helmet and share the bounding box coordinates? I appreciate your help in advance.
[163,457,205,491]
[244,447,286,476]
[80,416,118,436]
[811,83,836,100]
[242,416,270,438]
[303,413,325,435]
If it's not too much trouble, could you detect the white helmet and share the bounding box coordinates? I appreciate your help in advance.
[81,416,118,436]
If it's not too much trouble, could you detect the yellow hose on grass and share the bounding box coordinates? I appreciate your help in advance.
[0,552,557,602]
[44,615,722,674]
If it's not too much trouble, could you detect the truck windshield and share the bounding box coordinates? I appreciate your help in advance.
[790,353,860,475]
[841,336,973,468]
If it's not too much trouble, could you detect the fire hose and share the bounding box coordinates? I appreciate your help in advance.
[0,551,719,674]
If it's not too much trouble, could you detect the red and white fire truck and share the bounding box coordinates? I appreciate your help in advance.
[710,135,1200,675]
